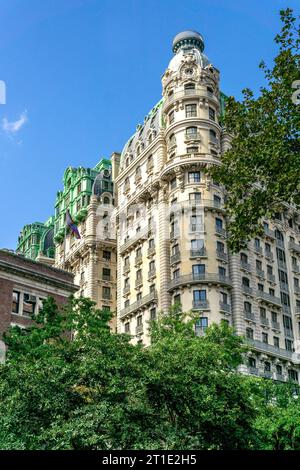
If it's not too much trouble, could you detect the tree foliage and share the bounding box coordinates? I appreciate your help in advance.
[210,8,300,252]
[0,297,299,450]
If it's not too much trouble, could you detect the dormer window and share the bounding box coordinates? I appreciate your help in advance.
[184,83,195,95]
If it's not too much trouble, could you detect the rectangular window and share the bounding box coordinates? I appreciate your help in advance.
[185,104,197,118]
[188,172,201,183]
[125,322,130,333]
[271,311,278,322]
[191,239,204,251]
[189,192,201,202]
[103,250,111,261]
[150,308,156,320]
[249,357,256,368]
[102,287,111,300]
[187,146,199,154]
[219,266,226,278]
[217,241,225,253]
[170,177,177,189]
[274,336,280,348]
[246,328,254,339]
[209,129,217,142]
[209,107,215,121]
[262,332,268,344]
[137,315,143,326]
[190,215,203,231]
[193,289,206,301]
[260,307,266,318]
[192,264,205,277]
[150,284,156,294]
[23,294,36,317]
[103,268,111,280]
[12,291,20,314]
[195,317,208,335]
[149,238,155,249]
[169,110,175,124]
[173,268,180,279]
[215,218,223,229]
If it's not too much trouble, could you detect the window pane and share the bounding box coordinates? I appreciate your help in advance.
[12,291,20,314]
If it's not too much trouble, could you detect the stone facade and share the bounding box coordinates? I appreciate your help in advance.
[115,30,300,383]
[54,156,120,329]
[0,249,77,362]
[17,217,55,263]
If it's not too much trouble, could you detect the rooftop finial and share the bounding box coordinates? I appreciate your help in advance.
[172,30,205,54]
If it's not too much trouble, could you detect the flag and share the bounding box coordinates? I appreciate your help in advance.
[66,210,81,239]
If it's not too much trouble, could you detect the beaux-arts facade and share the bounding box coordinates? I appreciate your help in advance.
[17,31,300,383]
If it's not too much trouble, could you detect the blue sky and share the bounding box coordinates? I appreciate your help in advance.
[0,0,298,249]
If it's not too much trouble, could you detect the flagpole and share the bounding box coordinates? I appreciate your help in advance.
[63,211,67,267]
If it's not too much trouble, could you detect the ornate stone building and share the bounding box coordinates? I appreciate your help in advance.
[17,156,120,326]
[17,218,55,265]
[54,156,120,325]
[115,30,300,383]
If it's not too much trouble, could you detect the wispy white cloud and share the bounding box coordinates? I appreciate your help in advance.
[2,110,28,134]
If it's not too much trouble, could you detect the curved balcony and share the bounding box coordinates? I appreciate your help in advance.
[163,88,219,112]
[289,241,300,254]
[219,301,231,314]
[120,227,149,254]
[246,338,300,363]
[120,290,158,319]
[170,251,181,265]
[170,199,226,215]
[192,300,210,310]
[256,291,281,308]
[190,248,207,258]
[168,272,232,291]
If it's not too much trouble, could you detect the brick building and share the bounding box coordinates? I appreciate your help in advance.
[0,249,77,361]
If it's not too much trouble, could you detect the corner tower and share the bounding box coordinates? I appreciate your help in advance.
[115,30,230,343]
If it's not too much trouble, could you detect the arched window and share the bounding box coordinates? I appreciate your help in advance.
[103,196,110,205]
[184,83,195,95]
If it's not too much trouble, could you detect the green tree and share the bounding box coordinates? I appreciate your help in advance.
[0,298,262,450]
[254,381,300,450]
[210,8,300,252]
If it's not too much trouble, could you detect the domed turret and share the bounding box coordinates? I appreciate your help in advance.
[167,30,210,73]
[172,30,205,53]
